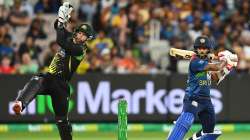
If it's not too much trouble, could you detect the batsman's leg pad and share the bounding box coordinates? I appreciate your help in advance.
[56,116,72,140]
[168,112,195,140]
[16,76,43,110]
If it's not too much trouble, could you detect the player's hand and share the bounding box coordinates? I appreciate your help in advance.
[218,50,238,61]
[220,56,238,67]
[218,51,238,67]
[58,2,74,23]
[218,54,229,62]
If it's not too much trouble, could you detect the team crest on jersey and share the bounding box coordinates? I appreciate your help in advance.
[198,60,204,64]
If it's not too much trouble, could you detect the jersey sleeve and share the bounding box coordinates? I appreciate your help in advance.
[54,19,68,47]
[190,59,208,72]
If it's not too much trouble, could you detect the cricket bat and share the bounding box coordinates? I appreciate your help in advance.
[169,48,237,64]
[169,48,195,59]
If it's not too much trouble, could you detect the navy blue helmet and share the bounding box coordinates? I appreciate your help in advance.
[193,36,213,50]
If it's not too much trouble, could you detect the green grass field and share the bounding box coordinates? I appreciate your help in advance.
[0,131,249,140]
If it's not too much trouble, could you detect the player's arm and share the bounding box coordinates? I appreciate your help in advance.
[191,59,228,84]
[205,51,235,72]
[55,2,73,46]
[204,61,227,71]
[190,58,227,73]
[54,2,83,56]
[55,23,84,56]
[206,50,238,83]
[211,63,234,83]
[55,24,85,56]
[54,19,68,46]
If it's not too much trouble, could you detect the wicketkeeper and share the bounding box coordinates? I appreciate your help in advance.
[167,36,238,140]
[12,2,95,140]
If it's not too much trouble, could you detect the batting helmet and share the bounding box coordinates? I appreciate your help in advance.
[193,36,212,50]
[73,23,95,40]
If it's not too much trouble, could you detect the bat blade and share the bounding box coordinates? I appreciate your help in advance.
[169,48,195,59]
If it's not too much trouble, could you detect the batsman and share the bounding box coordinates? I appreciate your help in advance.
[12,2,95,140]
[167,36,237,140]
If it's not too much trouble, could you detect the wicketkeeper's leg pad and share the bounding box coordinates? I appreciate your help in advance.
[16,76,44,111]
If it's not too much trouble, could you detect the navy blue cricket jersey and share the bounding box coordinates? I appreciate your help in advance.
[185,55,211,97]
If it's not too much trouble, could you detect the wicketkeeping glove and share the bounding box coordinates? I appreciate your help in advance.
[58,2,74,24]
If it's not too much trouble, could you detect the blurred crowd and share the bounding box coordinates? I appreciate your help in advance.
[0,0,250,75]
